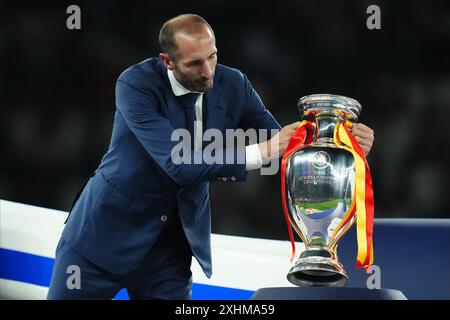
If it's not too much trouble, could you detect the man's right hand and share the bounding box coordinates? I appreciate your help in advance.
[258,121,301,162]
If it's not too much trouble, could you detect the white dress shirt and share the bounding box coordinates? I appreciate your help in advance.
[167,69,263,171]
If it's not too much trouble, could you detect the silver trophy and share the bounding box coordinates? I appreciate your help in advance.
[284,94,362,287]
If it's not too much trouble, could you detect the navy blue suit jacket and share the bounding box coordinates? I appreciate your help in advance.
[62,57,281,277]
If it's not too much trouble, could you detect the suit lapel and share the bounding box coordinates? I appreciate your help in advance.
[204,85,226,133]
[164,86,186,130]
[156,59,186,130]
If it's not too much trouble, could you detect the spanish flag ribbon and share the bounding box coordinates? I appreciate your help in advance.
[280,120,315,261]
[280,119,374,269]
[334,120,374,269]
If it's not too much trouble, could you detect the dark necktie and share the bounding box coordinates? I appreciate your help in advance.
[179,93,200,149]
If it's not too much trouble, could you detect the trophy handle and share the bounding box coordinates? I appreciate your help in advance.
[327,118,359,251]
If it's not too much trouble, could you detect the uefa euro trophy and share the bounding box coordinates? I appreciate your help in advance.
[281,94,374,288]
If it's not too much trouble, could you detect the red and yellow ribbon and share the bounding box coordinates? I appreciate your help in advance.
[280,119,374,269]
[335,121,374,269]
[280,120,315,261]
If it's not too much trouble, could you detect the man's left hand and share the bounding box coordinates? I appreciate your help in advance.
[350,123,374,156]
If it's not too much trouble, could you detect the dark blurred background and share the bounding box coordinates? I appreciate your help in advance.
[1,0,450,240]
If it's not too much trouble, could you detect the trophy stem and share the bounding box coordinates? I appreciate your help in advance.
[287,247,348,287]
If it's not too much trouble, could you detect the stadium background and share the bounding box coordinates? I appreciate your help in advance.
[1,0,450,240]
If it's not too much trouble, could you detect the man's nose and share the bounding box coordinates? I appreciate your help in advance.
[200,61,213,78]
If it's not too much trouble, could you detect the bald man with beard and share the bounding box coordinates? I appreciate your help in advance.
[47,14,374,300]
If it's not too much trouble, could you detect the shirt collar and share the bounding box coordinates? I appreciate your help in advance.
[167,69,203,97]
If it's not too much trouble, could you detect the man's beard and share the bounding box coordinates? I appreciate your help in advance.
[177,72,214,92]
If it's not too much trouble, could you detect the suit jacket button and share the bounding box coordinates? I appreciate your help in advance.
[231,176,236,181]
[222,177,227,182]
[161,215,167,222]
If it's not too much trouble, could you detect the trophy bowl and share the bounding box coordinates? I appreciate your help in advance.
[285,94,362,287]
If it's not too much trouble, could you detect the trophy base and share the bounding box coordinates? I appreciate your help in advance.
[250,287,408,300]
[287,248,348,287]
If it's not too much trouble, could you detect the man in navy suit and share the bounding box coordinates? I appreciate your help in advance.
[47,14,374,299]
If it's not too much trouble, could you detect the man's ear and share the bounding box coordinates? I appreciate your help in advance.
[159,53,174,70]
